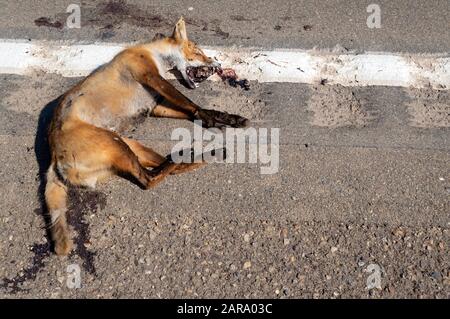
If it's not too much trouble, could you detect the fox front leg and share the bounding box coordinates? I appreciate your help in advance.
[130,50,249,128]
[140,70,249,128]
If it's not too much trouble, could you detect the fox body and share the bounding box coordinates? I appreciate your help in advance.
[45,18,248,255]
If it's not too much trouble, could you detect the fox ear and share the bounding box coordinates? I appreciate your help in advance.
[172,17,188,42]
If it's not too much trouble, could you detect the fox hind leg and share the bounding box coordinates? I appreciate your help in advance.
[121,137,227,175]
[122,137,225,174]
[121,137,205,174]
[45,164,72,256]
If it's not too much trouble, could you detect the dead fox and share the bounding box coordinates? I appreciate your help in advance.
[45,17,248,256]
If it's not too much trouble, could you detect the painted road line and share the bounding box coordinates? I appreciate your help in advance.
[0,39,449,89]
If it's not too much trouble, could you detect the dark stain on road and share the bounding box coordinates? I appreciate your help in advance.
[67,188,107,276]
[0,243,51,294]
[185,17,230,39]
[34,17,63,29]
[230,15,258,22]
[212,25,229,39]
[1,188,106,294]
[85,0,170,29]
[33,1,235,40]
[89,1,231,39]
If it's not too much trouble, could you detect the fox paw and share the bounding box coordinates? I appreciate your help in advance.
[54,237,73,256]
[196,109,249,129]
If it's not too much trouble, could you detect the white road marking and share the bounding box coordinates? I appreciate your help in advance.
[0,39,449,89]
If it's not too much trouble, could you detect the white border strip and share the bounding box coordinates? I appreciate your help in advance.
[0,39,448,89]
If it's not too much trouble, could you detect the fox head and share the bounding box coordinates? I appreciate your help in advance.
[169,17,220,88]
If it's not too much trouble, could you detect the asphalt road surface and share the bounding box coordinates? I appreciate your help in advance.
[0,1,449,298]
[1,0,449,52]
